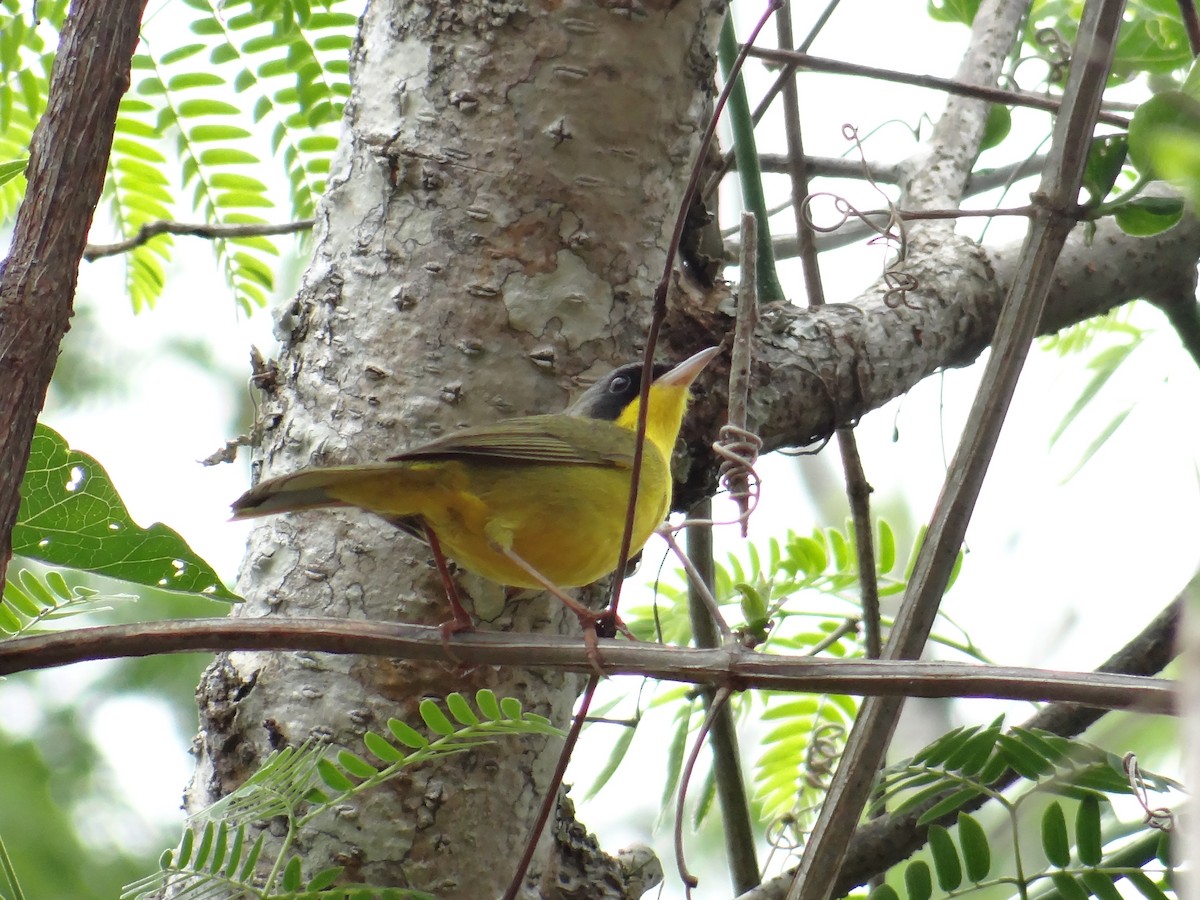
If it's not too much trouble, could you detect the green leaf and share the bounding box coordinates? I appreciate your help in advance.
[915,787,983,825]
[1127,872,1171,900]
[13,424,237,599]
[1051,872,1090,900]
[239,834,265,881]
[877,519,896,573]
[499,696,523,720]
[316,758,354,792]
[735,582,768,626]
[904,860,933,900]
[1042,801,1071,867]
[387,718,429,749]
[337,750,379,779]
[1156,830,1172,866]
[660,703,693,818]
[867,886,900,900]
[0,157,26,187]
[912,725,973,767]
[1113,196,1184,236]
[927,0,979,25]
[944,717,1002,774]
[1081,871,1126,900]
[307,866,343,891]
[282,855,302,892]
[828,527,850,571]
[928,824,963,891]
[1058,407,1135,482]
[4,575,43,617]
[167,71,225,90]
[692,764,717,828]
[177,827,195,867]
[585,727,636,801]
[476,689,501,721]
[1075,795,1103,866]
[224,825,245,878]
[176,97,241,118]
[209,821,228,873]
[956,812,990,882]
[419,699,454,735]
[1050,340,1136,446]
[0,603,21,634]
[980,104,1011,151]
[1129,91,1200,178]
[363,731,404,764]
[445,692,479,726]
[1082,134,1129,205]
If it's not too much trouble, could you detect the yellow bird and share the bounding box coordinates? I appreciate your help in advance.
[232,347,719,630]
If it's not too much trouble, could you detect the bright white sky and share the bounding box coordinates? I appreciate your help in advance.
[12,0,1200,896]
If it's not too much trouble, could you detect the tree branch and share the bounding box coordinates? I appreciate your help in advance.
[0,0,148,576]
[673,204,1200,508]
[0,618,1175,714]
[82,218,316,261]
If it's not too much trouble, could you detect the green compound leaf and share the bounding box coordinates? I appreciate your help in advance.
[14,423,237,600]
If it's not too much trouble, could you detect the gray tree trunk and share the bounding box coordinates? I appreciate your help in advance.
[183,1,724,897]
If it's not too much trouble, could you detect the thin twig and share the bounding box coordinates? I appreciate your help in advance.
[502,675,600,900]
[83,218,315,261]
[746,46,1130,128]
[663,524,733,639]
[720,211,762,536]
[686,503,760,893]
[674,685,735,894]
[753,152,1048,194]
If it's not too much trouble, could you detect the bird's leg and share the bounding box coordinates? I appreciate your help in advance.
[497,546,636,646]
[422,524,475,646]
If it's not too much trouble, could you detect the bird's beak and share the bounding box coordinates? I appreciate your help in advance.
[654,346,721,387]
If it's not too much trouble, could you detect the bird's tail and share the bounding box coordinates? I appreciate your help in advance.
[230,465,399,520]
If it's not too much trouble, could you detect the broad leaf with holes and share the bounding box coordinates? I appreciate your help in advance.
[13,423,237,600]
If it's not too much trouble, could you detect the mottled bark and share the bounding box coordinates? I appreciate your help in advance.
[184,1,724,897]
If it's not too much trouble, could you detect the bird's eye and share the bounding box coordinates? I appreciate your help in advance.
[609,375,631,394]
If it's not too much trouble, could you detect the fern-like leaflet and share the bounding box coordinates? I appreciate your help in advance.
[124,690,561,899]
[868,720,1180,900]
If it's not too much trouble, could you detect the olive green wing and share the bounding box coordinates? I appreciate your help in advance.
[388,415,637,467]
